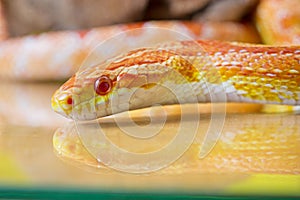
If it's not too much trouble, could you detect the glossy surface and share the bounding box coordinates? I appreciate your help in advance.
[1,83,300,198]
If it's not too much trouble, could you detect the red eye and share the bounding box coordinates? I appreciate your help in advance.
[94,75,112,95]
[67,97,73,105]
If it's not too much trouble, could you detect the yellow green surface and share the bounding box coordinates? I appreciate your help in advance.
[0,151,27,183]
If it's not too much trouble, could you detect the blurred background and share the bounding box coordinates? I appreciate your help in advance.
[2,0,258,37]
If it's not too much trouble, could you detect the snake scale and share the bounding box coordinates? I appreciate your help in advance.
[51,40,300,120]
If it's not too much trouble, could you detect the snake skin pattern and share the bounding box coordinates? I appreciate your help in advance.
[51,40,300,120]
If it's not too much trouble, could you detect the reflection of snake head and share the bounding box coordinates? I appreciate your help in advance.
[51,47,187,120]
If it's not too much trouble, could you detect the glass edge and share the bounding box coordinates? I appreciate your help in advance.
[0,186,299,200]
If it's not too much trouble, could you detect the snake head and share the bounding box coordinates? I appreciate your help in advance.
[52,68,169,120]
[51,48,185,120]
[51,63,125,120]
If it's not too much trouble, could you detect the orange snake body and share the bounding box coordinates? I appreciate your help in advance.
[51,40,300,120]
[0,21,260,81]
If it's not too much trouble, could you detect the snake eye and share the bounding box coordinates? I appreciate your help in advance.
[94,75,112,95]
[66,96,73,105]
